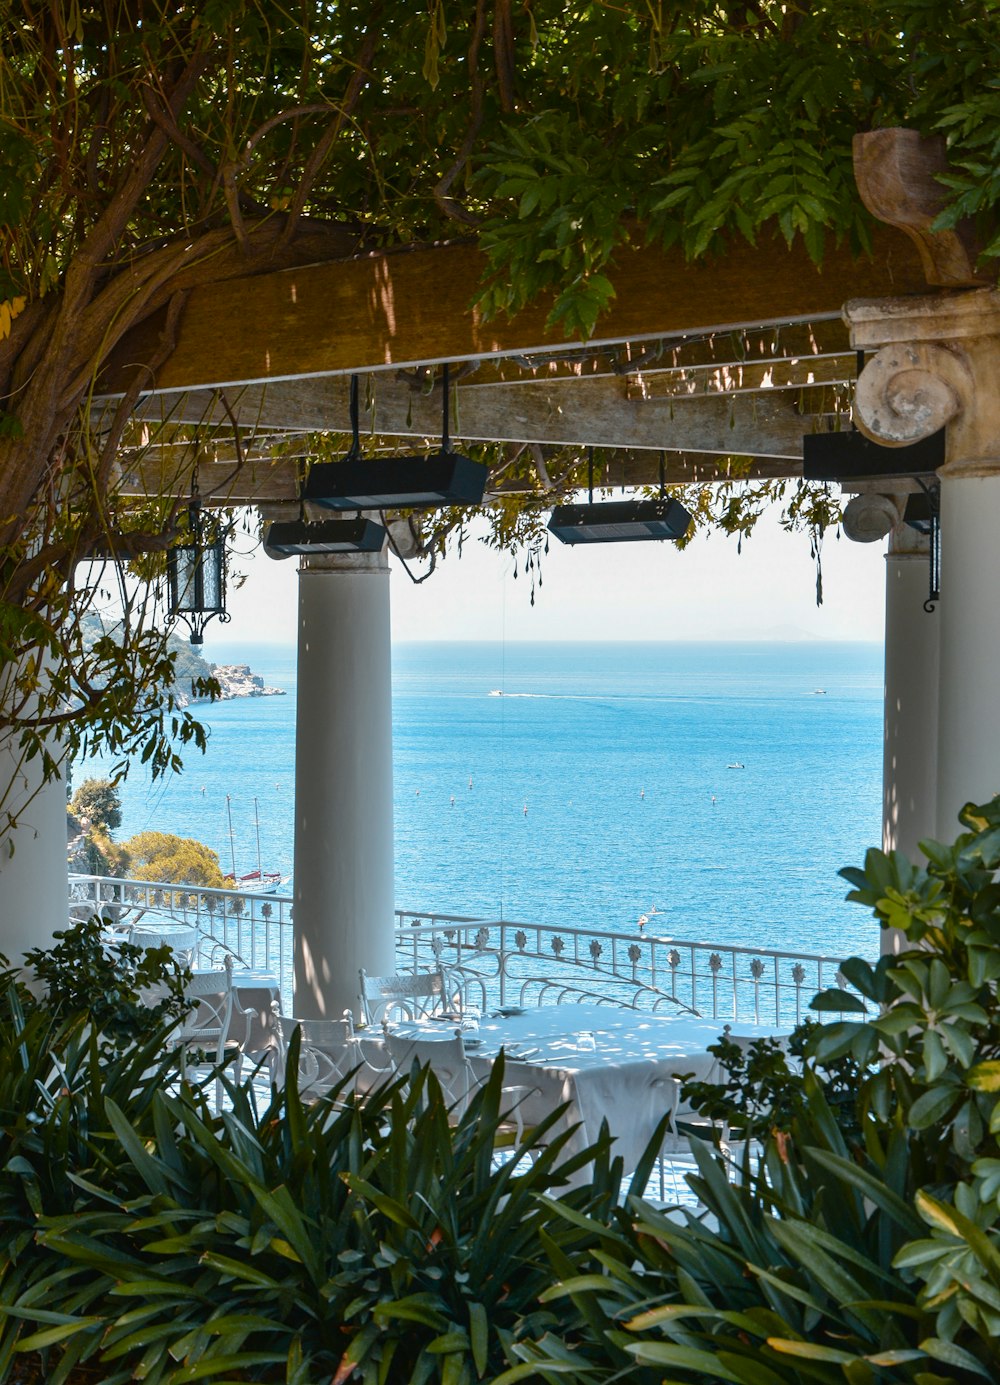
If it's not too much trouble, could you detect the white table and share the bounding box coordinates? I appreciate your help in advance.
[392,1002,786,1180]
[101,913,199,961]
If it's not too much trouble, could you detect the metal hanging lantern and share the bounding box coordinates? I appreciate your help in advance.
[166,495,229,645]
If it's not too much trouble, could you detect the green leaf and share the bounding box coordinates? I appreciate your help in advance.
[468,1300,488,1377]
[908,1085,958,1129]
[624,1342,745,1380]
[967,1060,1000,1092]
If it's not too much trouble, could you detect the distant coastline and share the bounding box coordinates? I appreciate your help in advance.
[180,662,286,709]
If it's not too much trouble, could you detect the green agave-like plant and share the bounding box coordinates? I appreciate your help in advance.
[0,971,640,1385]
[496,797,1000,1385]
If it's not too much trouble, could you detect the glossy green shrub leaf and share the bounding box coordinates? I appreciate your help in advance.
[967,1061,1000,1092]
[909,1086,960,1129]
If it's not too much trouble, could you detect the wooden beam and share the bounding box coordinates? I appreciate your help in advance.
[101,226,928,397]
[122,374,837,457]
[118,446,805,504]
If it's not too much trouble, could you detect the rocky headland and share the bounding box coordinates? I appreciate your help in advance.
[210,663,285,702]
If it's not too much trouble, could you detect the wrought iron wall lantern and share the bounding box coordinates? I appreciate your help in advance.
[166,489,230,646]
[303,366,488,510]
[547,450,692,545]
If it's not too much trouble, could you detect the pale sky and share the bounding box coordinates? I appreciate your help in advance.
[212,504,888,646]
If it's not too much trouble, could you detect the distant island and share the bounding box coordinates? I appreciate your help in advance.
[79,614,285,707]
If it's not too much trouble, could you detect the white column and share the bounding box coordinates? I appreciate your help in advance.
[883,527,939,860]
[936,471,1000,836]
[292,550,396,1020]
[0,734,67,962]
[846,290,1000,850]
[881,527,938,953]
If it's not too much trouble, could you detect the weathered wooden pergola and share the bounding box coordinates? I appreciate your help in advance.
[21,130,995,1015]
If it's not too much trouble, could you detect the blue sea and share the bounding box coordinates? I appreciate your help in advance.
[75,641,885,962]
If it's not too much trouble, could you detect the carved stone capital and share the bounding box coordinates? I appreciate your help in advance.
[845,287,1000,350]
[854,342,971,446]
[844,290,1000,466]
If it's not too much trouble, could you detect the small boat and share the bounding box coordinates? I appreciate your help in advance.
[225,795,286,892]
[488,689,503,697]
[726,762,745,769]
[235,868,284,890]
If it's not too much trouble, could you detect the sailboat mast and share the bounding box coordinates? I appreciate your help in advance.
[254,797,263,876]
[226,794,237,877]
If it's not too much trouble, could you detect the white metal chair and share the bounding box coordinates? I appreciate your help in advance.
[382,1027,538,1153]
[272,1014,358,1100]
[177,969,236,1109]
[127,923,198,968]
[224,964,283,1083]
[383,1024,477,1116]
[358,968,453,1025]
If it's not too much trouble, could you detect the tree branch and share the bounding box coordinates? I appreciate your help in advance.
[433,0,489,226]
[279,21,382,247]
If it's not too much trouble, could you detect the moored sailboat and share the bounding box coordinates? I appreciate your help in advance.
[224,795,287,891]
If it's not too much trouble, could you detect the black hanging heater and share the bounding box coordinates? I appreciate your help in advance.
[303,367,488,510]
[547,451,692,545]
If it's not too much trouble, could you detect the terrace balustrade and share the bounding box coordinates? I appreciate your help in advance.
[68,873,863,1026]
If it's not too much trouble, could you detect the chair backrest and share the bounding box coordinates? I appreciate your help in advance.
[128,925,198,968]
[276,1015,356,1098]
[358,968,449,1025]
[382,1025,476,1115]
[180,969,234,1044]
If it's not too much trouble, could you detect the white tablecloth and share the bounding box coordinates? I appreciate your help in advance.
[393,1002,786,1179]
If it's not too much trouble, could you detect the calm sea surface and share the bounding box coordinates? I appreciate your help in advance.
[76,641,885,962]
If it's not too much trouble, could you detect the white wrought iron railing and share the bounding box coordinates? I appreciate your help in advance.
[68,873,294,996]
[393,912,854,1028]
[68,875,858,1027]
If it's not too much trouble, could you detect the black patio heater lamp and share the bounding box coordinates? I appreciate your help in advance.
[303,366,488,510]
[548,450,692,544]
[166,482,229,645]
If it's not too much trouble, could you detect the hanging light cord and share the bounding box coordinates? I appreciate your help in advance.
[918,478,941,613]
[347,373,362,462]
[441,362,451,453]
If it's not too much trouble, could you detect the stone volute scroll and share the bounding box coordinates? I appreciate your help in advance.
[845,290,1000,470]
[853,340,971,447]
[849,129,1000,471]
[852,128,988,289]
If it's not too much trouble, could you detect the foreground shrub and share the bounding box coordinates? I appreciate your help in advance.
[499,797,1000,1384]
[24,917,189,1053]
[0,953,639,1384]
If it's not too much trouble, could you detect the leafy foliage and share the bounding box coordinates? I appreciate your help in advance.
[24,917,189,1054]
[498,795,1000,1383]
[0,931,631,1383]
[67,778,122,835]
[123,829,229,888]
